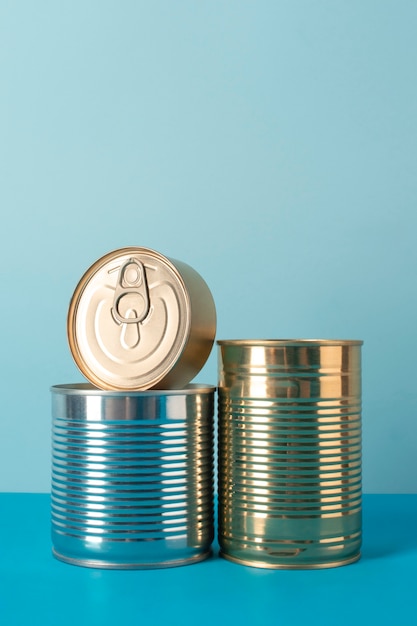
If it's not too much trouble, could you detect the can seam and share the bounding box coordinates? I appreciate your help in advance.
[219,551,360,569]
[52,548,212,569]
[217,339,363,346]
[50,383,216,396]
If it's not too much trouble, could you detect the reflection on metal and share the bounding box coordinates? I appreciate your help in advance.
[51,383,214,569]
[217,339,363,569]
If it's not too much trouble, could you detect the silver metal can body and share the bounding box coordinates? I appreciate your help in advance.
[217,339,363,570]
[51,384,214,569]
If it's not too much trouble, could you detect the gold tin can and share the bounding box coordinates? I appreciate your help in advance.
[67,247,216,390]
[217,339,363,569]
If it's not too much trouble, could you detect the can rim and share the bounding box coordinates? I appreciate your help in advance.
[50,382,216,396]
[217,338,363,346]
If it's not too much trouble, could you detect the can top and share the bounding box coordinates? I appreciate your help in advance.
[51,382,216,397]
[68,247,193,391]
[217,339,363,346]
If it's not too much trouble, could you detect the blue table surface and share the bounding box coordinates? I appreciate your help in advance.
[0,494,416,626]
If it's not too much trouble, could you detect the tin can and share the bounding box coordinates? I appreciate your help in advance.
[217,339,363,569]
[67,247,216,390]
[51,383,215,569]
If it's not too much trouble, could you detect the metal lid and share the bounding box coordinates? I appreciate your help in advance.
[68,247,198,390]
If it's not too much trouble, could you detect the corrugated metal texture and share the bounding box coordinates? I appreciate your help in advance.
[51,384,214,568]
[218,340,362,569]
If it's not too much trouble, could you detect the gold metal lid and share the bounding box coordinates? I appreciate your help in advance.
[68,247,205,390]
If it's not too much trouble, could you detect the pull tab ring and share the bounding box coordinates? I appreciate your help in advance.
[111,258,150,325]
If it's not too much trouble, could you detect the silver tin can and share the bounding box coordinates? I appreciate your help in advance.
[51,383,215,569]
[217,339,363,569]
[67,247,216,390]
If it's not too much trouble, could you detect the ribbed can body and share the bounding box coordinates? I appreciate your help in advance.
[218,340,363,569]
[51,384,214,569]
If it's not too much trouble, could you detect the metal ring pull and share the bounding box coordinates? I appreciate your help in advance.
[111,258,150,325]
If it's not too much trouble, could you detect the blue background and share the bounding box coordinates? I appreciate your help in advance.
[1,1,416,493]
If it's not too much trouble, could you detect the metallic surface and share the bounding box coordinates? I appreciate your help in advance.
[67,247,216,390]
[217,339,363,569]
[51,383,214,569]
